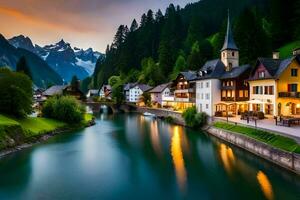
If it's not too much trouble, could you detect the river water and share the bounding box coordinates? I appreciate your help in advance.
[0,113,299,200]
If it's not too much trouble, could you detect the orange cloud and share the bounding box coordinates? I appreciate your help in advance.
[0,6,91,33]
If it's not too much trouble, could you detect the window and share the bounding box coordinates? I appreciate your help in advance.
[258,71,265,78]
[230,81,233,86]
[288,84,298,92]
[206,93,210,100]
[200,82,203,88]
[291,69,298,77]
[201,93,204,99]
[206,104,209,109]
[232,52,235,56]
[239,90,244,98]
[222,90,226,97]
[206,82,210,88]
[269,86,274,95]
[223,52,225,58]
[244,90,249,98]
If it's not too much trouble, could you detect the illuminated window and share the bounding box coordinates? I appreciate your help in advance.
[239,90,244,97]
[291,69,298,77]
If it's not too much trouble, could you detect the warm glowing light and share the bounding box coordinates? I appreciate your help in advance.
[171,126,187,193]
[297,104,300,108]
[257,171,274,200]
[219,144,235,174]
[150,121,162,157]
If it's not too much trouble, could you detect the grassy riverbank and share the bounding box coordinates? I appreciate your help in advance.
[0,114,94,151]
[213,122,300,154]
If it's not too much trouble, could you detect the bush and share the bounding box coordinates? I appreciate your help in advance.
[182,106,207,128]
[0,68,33,117]
[42,96,85,124]
[165,116,174,123]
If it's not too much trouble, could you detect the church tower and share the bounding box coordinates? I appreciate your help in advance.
[221,10,239,71]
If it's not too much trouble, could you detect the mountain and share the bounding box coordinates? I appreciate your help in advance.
[0,34,63,88]
[8,36,104,82]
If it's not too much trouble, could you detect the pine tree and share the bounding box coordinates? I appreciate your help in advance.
[71,75,79,90]
[16,56,32,79]
[140,14,147,27]
[130,19,138,32]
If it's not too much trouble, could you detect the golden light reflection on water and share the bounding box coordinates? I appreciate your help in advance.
[257,171,274,200]
[171,126,187,192]
[150,121,163,157]
[219,144,236,174]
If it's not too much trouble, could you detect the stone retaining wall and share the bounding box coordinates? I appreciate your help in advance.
[136,107,185,125]
[207,126,300,174]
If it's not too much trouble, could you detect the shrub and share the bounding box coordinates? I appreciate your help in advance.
[0,68,33,117]
[165,116,174,123]
[182,106,207,128]
[42,96,85,124]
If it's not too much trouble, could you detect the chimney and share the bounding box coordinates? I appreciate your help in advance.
[272,51,280,59]
[293,48,300,56]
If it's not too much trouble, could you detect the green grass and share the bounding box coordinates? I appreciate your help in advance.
[213,122,300,154]
[16,117,66,137]
[84,113,93,122]
[278,40,300,59]
[0,115,19,126]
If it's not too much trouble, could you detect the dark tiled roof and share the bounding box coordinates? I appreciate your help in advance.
[43,85,67,96]
[221,13,238,51]
[137,84,152,92]
[193,59,225,80]
[221,64,251,79]
[123,83,136,91]
[149,83,170,93]
[180,71,198,81]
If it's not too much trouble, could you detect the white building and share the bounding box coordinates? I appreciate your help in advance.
[148,83,173,107]
[193,60,223,116]
[124,83,152,103]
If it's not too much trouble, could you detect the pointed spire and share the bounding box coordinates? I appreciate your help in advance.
[221,9,238,51]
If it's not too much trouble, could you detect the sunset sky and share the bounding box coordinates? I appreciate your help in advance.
[0,0,198,52]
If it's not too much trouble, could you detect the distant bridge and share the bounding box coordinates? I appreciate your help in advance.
[84,101,136,113]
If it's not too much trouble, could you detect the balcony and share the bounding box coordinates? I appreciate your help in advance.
[174,97,195,103]
[278,92,300,98]
[174,88,195,94]
[221,97,235,101]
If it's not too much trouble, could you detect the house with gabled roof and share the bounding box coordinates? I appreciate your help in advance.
[123,83,152,104]
[148,83,173,107]
[248,51,300,116]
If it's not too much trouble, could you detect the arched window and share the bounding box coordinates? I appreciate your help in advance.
[232,52,235,56]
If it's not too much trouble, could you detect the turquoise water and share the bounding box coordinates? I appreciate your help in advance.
[0,113,299,200]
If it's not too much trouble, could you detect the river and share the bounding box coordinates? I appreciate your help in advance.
[0,113,299,200]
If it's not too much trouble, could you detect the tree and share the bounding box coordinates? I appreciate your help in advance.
[108,76,121,87]
[71,75,79,90]
[16,56,32,79]
[182,106,207,128]
[234,8,271,64]
[0,69,33,117]
[140,92,151,107]
[187,41,201,70]
[42,96,85,124]
[170,54,187,80]
[130,19,138,32]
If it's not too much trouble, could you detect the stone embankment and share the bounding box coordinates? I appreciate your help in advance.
[206,126,300,175]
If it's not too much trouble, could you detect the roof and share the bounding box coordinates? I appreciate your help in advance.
[220,64,251,79]
[123,83,136,91]
[180,71,198,81]
[249,56,297,80]
[43,85,67,96]
[221,11,238,51]
[193,59,225,80]
[136,84,152,92]
[148,83,170,93]
[88,89,99,94]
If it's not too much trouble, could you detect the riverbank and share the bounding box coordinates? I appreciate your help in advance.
[134,106,300,174]
[0,114,95,158]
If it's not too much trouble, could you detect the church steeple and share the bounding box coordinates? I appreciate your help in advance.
[221,10,239,71]
[221,10,238,51]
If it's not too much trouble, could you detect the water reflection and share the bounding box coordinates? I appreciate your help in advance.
[219,143,236,174]
[257,171,274,200]
[171,126,187,193]
[150,120,163,157]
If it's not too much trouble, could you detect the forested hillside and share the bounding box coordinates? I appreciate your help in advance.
[90,0,300,89]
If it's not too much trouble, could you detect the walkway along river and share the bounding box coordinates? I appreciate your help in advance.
[0,113,299,199]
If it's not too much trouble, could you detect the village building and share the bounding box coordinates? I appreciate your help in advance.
[43,84,85,100]
[193,12,251,117]
[148,83,172,107]
[99,85,112,99]
[248,51,300,117]
[172,71,197,111]
[123,83,152,104]
[86,89,100,98]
